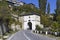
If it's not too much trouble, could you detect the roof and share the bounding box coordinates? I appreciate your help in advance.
[19,12,40,16]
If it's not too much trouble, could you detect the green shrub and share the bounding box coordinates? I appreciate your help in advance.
[35,25,42,31]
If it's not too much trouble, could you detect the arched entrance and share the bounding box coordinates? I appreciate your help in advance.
[28,21,32,30]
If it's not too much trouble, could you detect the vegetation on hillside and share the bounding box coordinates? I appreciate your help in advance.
[38,0,60,32]
[0,0,60,32]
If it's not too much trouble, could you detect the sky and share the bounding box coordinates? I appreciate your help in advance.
[17,0,56,13]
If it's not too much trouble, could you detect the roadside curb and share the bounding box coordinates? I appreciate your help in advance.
[32,30,56,40]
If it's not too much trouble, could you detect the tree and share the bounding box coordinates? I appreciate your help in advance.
[55,0,60,23]
[12,4,40,15]
[56,15,60,24]
[40,15,51,27]
[56,0,60,15]
[0,0,13,33]
[38,0,47,14]
[47,2,50,14]
[51,22,60,32]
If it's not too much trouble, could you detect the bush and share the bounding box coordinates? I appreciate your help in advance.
[35,25,42,31]
[51,22,60,32]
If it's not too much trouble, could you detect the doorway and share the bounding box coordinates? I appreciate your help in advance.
[28,21,32,30]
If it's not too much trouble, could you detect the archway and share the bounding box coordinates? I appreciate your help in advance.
[28,21,32,30]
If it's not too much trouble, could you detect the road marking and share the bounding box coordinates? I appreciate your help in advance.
[23,32,31,40]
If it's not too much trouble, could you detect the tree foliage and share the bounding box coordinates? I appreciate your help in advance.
[56,15,60,23]
[47,3,50,14]
[51,0,60,32]
[36,25,42,31]
[38,0,47,14]
[40,15,52,27]
[13,4,40,14]
[51,22,60,32]
[55,0,60,23]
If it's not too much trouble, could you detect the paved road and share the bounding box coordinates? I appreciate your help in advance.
[7,30,56,40]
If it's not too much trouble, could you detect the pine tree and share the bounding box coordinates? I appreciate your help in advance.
[38,0,47,14]
[47,3,50,14]
[56,0,60,22]
[56,0,60,15]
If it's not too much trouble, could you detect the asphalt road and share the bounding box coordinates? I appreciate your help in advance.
[7,30,56,40]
